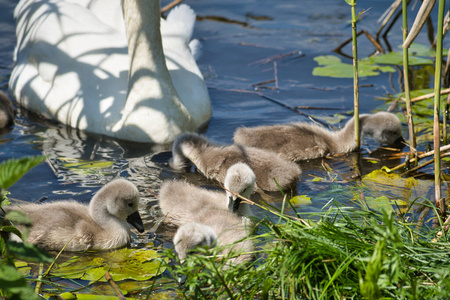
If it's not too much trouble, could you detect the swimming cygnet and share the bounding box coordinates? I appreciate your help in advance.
[0,91,14,128]
[159,162,255,222]
[233,112,404,161]
[173,222,217,261]
[5,178,145,251]
[170,132,301,191]
[173,217,254,265]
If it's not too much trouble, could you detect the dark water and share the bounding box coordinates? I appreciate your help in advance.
[0,0,445,295]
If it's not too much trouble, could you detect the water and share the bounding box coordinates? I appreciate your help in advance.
[0,0,444,296]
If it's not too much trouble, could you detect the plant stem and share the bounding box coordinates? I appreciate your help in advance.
[402,0,417,166]
[351,0,360,149]
[434,0,446,217]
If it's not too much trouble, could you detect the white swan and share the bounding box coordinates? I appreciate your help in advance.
[234,112,404,161]
[4,178,144,251]
[9,0,211,143]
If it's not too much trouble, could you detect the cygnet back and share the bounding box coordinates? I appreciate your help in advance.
[233,112,403,161]
[170,132,301,191]
[0,91,14,128]
[5,178,144,251]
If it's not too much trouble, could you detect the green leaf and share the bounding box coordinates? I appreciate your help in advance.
[6,241,53,263]
[52,246,166,282]
[0,156,44,190]
[290,195,312,206]
[0,264,39,300]
[0,225,23,240]
[368,52,433,66]
[4,210,32,226]
[312,55,395,78]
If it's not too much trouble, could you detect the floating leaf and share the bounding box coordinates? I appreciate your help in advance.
[312,177,323,182]
[364,196,407,212]
[368,51,432,66]
[362,169,433,204]
[58,157,114,175]
[290,195,312,206]
[312,55,395,78]
[52,246,166,282]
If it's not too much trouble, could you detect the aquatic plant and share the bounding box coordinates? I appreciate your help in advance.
[163,199,450,299]
[0,156,52,300]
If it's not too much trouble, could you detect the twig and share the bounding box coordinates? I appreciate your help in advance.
[333,30,385,56]
[249,50,304,66]
[105,271,126,300]
[388,144,450,172]
[376,0,403,38]
[274,61,279,89]
[251,79,275,87]
[401,87,450,102]
[160,0,185,14]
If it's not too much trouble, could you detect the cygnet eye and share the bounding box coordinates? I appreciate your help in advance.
[128,203,133,207]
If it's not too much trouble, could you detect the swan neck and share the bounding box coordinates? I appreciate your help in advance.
[121,0,178,99]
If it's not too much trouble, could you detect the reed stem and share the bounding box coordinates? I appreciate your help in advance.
[350,0,360,149]
[434,0,446,217]
[402,0,417,166]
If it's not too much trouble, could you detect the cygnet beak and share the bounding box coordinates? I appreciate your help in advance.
[392,136,406,149]
[228,196,242,213]
[126,211,145,233]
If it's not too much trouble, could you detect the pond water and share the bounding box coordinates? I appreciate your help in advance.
[0,0,447,297]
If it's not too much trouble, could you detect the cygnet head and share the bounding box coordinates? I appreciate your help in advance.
[224,163,255,214]
[173,222,217,261]
[90,178,144,233]
[361,112,403,146]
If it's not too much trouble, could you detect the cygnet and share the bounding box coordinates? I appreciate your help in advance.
[173,222,217,262]
[173,217,254,265]
[170,132,301,191]
[0,91,14,128]
[233,112,403,161]
[5,178,144,251]
[159,162,256,222]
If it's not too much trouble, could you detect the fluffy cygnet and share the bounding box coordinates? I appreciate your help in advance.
[5,178,144,251]
[173,216,254,265]
[0,91,14,128]
[159,162,255,222]
[173,222,217,261]
[170,132,301,191]
[233,112,404,161]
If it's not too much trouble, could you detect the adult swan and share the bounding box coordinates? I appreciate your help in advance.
[9,0,212,143]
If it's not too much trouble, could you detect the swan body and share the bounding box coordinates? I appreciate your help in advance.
[9,0,211,143]
[234,112,403,161]
[159,163,255,222]
[0,91,14,128]
[170,133,301,191]
[5,178,144,251]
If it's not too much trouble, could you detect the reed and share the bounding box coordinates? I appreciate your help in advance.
[349,0,360,149]
[402,0,417,166]
[433,0,446,217]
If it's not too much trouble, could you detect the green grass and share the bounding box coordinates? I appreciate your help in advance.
[163,201,450,299]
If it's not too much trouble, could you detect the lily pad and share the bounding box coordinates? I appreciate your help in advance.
[362,169,434,204]
[51,247,166,282]
[313,55,395,78]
